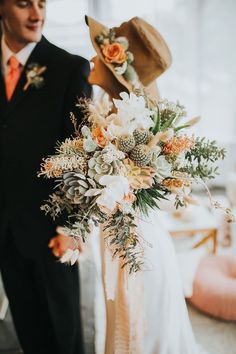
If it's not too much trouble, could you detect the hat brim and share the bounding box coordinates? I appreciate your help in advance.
[85,15,133,92]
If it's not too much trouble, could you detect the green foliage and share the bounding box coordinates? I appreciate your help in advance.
[151,107,161,134]
[174,124,190,132]
[179,137,226,180]
[185,137,226,164]
[152,107,177,134]
[134,184,169,215]
[178,164,219,180]
[104,211,143,273]
[65,218,91,241]
[160,110,177,131]
[40,191,74,220]
[174,195,187,209]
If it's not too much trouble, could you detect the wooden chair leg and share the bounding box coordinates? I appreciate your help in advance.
[212,230,218,254]
[192,230,218,254]
[192,234,211,250]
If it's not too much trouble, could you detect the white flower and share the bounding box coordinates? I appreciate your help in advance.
[96,175,130,211]
[115,92,154,127]
[114,61,127,75]
[60,249,79,265]
[108,92,154,137]
[102,143,125,164]
[151,155,172,182]
[106,120,134,139]
[118,200,135,215]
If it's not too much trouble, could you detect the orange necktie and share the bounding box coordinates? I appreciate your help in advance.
[5,56,21,101]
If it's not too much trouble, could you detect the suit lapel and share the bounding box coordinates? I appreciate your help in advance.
[3,36,52,120]
[0,44,7,120]
[0,68,7,119]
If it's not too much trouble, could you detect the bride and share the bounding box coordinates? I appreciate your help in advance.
[85,15,202,354]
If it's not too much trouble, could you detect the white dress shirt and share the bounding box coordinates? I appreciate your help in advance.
[1,36,37,77]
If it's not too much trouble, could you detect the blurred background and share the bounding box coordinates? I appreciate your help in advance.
[44,0,236,186]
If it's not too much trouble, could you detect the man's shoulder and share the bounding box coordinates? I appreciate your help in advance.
[44,38,89,68]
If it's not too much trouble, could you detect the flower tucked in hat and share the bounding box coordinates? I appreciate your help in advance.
[86,15,172,96]
[95,29,139,86]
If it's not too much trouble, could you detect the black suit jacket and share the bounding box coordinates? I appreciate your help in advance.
[0,36,92,260]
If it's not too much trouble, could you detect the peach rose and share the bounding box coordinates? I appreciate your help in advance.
[102,43,127,64]
[92,127,108,148]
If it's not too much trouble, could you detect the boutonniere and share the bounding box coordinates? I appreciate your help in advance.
[23,62,47,91]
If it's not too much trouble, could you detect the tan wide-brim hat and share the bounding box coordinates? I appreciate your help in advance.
[85,15,172,92]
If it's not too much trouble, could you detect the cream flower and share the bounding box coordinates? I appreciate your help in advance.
[108,92,154,137]
[60,249,79,265]
[96,175,130,211]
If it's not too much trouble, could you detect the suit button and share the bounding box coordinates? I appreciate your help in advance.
[1,124,7,129]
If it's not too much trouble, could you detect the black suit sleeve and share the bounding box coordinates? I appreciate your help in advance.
[63,56,92,137]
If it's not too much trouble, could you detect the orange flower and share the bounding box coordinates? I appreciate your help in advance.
[102,43,127,64]
[92,127,107,148]
[123,192,136,204]
[162,178,191,194]
[162,178,185,189]
[42,161,62,178]
[163,136,194,155]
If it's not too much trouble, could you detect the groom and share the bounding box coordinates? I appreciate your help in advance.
[0,1,91,353]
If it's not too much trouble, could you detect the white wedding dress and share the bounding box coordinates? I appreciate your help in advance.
[89,209,207,354]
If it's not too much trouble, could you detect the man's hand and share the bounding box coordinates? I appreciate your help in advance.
[48,233,83,258]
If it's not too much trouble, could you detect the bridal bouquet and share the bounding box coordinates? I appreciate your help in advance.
[39,91,231,272]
